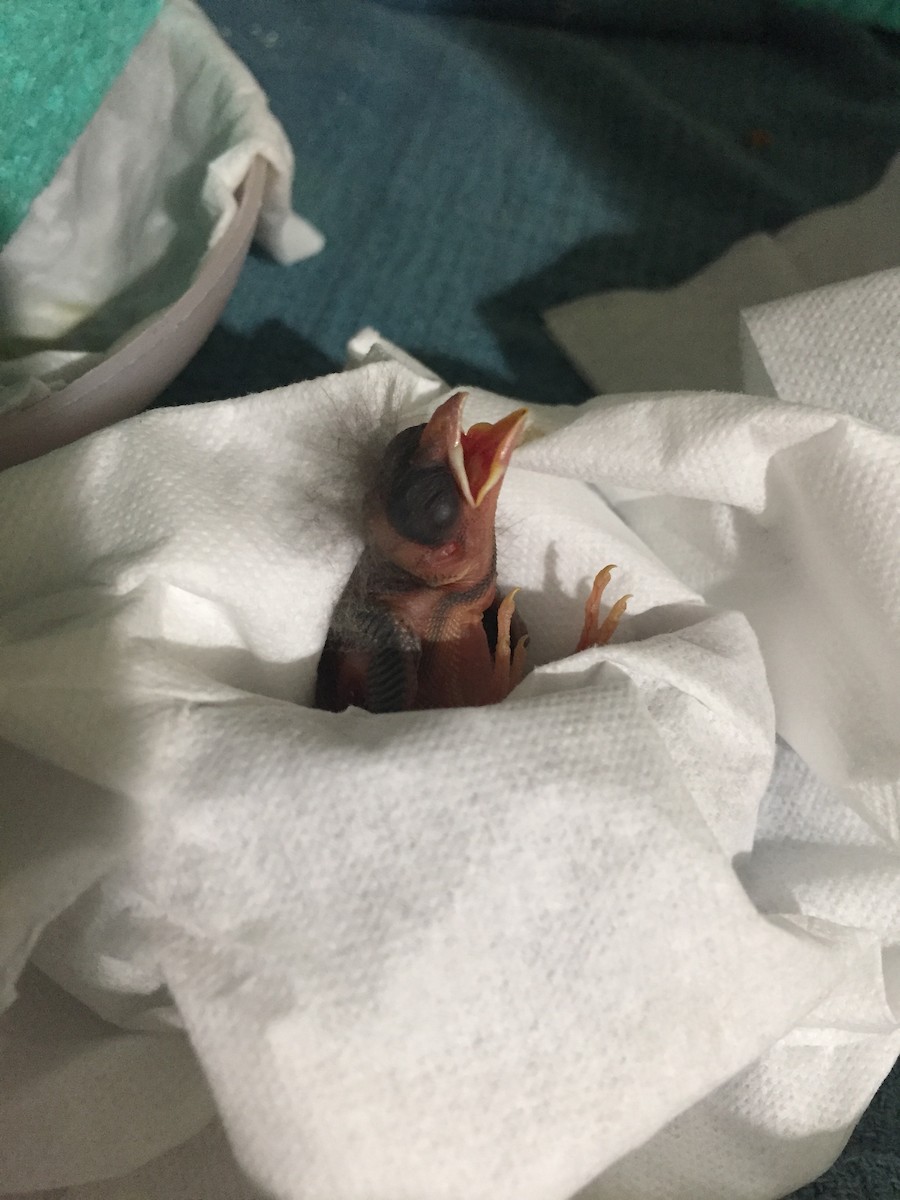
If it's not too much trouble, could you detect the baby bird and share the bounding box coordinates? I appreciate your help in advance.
[315,391,628,712]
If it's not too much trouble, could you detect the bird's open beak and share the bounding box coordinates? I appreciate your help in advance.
[420,391,528,507]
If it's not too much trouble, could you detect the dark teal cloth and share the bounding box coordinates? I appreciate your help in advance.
[164,0,900,411]
[171,6,900,1193]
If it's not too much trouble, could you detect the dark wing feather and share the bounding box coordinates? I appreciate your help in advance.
[315,558,421,713]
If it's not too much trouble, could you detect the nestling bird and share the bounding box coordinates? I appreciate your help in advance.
[314,391,629,712]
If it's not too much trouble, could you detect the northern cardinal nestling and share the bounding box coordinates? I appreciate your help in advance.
[315,391,629,713]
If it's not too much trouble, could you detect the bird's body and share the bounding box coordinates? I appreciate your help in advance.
[315,391,627,713]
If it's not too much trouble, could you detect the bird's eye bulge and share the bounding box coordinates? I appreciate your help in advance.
[386,466,460,546]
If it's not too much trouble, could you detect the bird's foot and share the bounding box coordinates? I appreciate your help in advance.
[492,587,529,700]
[577,565,630,651]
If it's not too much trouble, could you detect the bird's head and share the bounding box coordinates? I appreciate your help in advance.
[366,391,527,589]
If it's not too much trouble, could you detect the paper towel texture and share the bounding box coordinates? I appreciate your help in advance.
[539,260,900,1198]
[1,271,899,1198]
[741,268,900,435]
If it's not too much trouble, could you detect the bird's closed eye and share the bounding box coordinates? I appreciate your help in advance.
[386,465,460,546]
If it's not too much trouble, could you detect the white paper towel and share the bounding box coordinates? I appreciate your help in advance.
[538,265,900,1198]
[1,274,899,1199]
[0,0,323,415]
[0,966,215,1192]
[741,267,900,434]
[545,153,900,395]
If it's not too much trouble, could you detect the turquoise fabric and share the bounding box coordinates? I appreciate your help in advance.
[0,0,163,247]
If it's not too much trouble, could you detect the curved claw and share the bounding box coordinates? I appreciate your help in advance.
[493,587,529,700]
[578,565,631,651]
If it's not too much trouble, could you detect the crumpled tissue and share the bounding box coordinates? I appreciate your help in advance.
[0,0,322,416]
[0,278,898,1199]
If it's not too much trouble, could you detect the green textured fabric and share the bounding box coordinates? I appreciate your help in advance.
[0,0,164,248]
[791,0,900,28]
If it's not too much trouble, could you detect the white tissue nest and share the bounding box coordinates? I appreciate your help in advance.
[0,346,898,1200]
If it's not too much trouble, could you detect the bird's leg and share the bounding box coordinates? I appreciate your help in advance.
[492,587,528,700]
[577,565,631,651]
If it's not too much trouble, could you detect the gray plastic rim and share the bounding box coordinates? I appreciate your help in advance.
[0,155,267,471]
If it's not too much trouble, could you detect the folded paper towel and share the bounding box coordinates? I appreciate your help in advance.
[0,277,899,1199]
